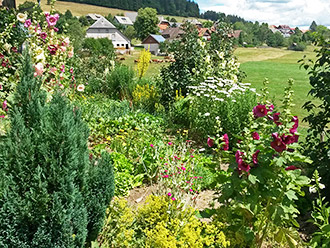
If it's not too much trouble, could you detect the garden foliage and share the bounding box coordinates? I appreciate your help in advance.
[0,51,114,247]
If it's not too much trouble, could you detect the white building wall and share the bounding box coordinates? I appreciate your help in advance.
[86,29,130,49]
[143,44,159,55]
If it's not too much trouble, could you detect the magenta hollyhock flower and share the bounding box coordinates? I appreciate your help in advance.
[268,104,274,112]
[2,100,7,111]
[54,27,59,32]
[285,165,300,171]
[168,142,173,145]
[171,197,176,201]
[40,32,47,40]
[0,84,2,90]
[24,19,31,28]
[271,133,286,153]
[273,112,282,126]
[189,189,193,192]
[11,47,17,53]
[290,116,299,134]
[150,144,154,147]
[162,175,169,178]
[48,45,58,55]
[252,150,260,165]
[190,155,194,158]
[253,104,268,118]
[252,132,260,140]
[207,137,214,147]
[181,167,186,171]
[222,133,229,150]
[235,150,251,172]
[167,192,172,196]
[46,14,59,27]
[0,115,5,118]
[235,150,244,164]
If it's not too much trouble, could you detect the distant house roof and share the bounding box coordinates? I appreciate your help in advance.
[185,18,202,26]
[198,28,211,37]
[142,34,166,44]
[86,13,102,21]
[125,12,138,23]
[158,24,169,31]
[161,27,185,40]
[88,16,116,29]
[231,30,242,38]
[114,16,133,25]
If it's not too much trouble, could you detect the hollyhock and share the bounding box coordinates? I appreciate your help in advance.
[271,133,286,153]
[222,133,229,150]
[167,192,172,196]
[285,165,300,171]
[11,47,18,53]
[34,63,44,76]
[54,27,59,32]
[46,14,59,27]
[0,115,5,118]
[268,104,274,112]
[290,116,298,134]
[68,48,74,58]
[273,112,282,126]
[40,32,47,40]
[235,150,251,172]
[17,13,27,23]
[77,84,85,92]
[252,150,260,165]
[171,197,176,201]
[150,144,154,147]
[49,67,57,74]
[62,37,70,47]
[207,137,214,147]
[48,45,58,55]
[253,104,268,118]
[24,19,31,28]
[2,100,7,111]
[252,132,260,140]
[168,142,173,146]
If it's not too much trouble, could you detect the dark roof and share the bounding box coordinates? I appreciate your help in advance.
[161,27,185,40]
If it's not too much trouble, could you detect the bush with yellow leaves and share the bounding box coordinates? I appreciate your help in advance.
[98,195,230,248]
[132,84,160,113]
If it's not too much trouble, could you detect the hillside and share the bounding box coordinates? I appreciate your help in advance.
[58,0,199,17]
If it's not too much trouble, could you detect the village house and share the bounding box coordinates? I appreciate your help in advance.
[114,16,133,26]
[161,27,185,41]
[124,12,138,23]
[86,13,102,23]
[86,17,131,51]
[142,34,166,55]
[198,28,212,40]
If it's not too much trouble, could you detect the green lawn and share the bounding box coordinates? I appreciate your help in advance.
[236,46,318,127]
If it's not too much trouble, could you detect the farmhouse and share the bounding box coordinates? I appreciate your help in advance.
[198,28,212,40]
[114,16,133,26]
[142,34,166,55]
[161,27,185,41]
[86,17,131,51]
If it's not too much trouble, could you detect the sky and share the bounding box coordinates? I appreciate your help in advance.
[196,0,330,29]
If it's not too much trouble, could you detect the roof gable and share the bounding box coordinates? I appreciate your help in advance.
[115,16,133,25]
[89,17,116,29]
[142,34,165,44]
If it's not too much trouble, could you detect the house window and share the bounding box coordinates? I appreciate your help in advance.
[117,44,120,47]
[122,44,124,46]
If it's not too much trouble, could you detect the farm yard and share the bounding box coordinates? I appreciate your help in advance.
[0,2,329,248]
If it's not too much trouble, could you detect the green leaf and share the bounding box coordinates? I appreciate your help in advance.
[248,174,258,184]
[285,190,298,201]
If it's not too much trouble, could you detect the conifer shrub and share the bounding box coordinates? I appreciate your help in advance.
[0,50,114,247]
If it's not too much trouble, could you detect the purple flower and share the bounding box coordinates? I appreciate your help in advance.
[167,192,172,196]
[24,19,31,28]
[290,116,298,134]
[171,197,176,201]
[285,165,300,171]
[40,32,47,40]
[207,137,214,147]
[273,112,282,126]
[252,150,260,165]
[270,133,286,153]
[235,150,251,172]
[252,132,260,140]
[150,144,154,147]
[253,104,268,118]
[168,142,173,146]
[222,133,229,150]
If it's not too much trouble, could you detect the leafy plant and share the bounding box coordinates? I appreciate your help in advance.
[137,49,151,79]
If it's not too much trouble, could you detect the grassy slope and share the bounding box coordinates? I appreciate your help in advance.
[17,0,206,22]
[236,46,317,125]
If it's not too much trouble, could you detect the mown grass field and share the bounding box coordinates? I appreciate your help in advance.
[17,0,206,22]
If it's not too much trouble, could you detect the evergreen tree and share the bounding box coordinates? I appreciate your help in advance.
[0,50,114,247]
[309,21,318,32]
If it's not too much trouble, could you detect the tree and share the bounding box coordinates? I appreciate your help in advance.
[134,7,159,40]
[123,25,136,40]
[0,50,115,247]
[309,20,318,32]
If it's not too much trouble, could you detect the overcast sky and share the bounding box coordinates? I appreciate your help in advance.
[196,0,330,29]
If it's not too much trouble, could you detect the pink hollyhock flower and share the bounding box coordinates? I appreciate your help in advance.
[54,27,59,32]
[44,12,50,17]
[167,192,172,196]
[281,134,296,145]
[271,133,286,153]
[60,46,67,52]
[150,144,154,147]
[222,133,229,150]
[273,112,282,126]
[168,142,173,145]
[60,64,65,72]
[0,84,2,90]
[0,115,5,118]
[235,150,251,172]
[68,48,74,58]
[162,175,169,178]
[40,32,47,40]
[181,167,186,171]
[290,116,298,134]
[252,132,260,140]
[189,189,193,192]
[49,67,57,74]
[253,104,268,118]
[252,150,260,165]
[62,37,70,47]
[285,165,300,171]
[34,63,44,76]
[171,197,176,201]
[46,14,59,27]
[207,137,214,147]
[268,104,274,112]
[24,19,31,28]
[2,100,7,110]
[190,155,194,158]
[70,67,74,74]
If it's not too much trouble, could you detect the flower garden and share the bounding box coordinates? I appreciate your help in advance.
[0,5,330,248]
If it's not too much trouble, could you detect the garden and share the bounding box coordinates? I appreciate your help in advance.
[0,5,330,248]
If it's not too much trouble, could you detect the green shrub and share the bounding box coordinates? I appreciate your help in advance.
[105,65,136,100]
[99,195,230,248]
[0,51,114,247]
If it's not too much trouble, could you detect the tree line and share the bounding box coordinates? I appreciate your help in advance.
[58,0,200,17]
